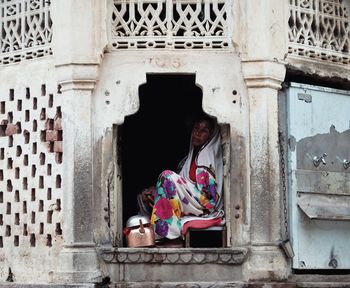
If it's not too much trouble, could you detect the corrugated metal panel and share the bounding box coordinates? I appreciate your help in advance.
[287,82,350,270]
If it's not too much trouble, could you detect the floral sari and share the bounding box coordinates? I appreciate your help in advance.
[151,168,218,239]
[150,119,223,240]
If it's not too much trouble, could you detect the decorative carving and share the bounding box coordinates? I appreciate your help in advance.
[0,0,52,65]
[100,247,248,264]
[288,0,350,65]
[110,0,230,49]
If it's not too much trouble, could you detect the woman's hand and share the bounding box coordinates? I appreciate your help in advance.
[141,186,155,206]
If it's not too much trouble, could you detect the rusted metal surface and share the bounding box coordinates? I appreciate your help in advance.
[296,128,350,172]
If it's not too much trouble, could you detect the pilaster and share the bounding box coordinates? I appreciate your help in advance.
[239,0,290,281]
[50,0,107,284]
[242,59,288,281]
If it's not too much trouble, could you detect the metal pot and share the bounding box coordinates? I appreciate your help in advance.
[125,215,155,247]
[126,215,150,228]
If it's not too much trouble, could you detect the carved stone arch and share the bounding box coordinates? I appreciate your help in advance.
[94,73,233,246]
[92,53,248,249]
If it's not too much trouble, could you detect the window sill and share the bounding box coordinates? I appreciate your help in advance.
[100,247,248,265]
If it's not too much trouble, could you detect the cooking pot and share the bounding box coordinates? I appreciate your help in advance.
[124,215,155,247]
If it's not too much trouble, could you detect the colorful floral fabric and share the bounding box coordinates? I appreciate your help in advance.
[151,168,218,239]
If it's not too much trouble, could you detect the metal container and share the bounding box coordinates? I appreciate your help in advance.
[125,215,155,247]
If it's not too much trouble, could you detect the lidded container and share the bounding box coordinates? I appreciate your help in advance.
[124,215,155,247]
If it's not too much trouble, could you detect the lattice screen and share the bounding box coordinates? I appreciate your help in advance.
[111,0,231,49]
[0,0,52,65]
[288,0,350,65]
[0,83,62,251]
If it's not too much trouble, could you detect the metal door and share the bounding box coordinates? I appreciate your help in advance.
[286,82,350,270]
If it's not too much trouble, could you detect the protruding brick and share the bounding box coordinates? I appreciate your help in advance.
[5,124,17,136]
[46,130,58,142]
[54,141,62,153]
[54,118,62,130]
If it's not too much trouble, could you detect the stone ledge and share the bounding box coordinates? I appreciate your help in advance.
[110,282,350,288]
[112,282,247,288]
[100,247,248,265]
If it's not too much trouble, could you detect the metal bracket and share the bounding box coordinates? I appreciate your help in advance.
[279,239,295,259]
[343,159,350,169]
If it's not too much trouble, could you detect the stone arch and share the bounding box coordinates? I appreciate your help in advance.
[92,54,248,248]
[120,73,216,229]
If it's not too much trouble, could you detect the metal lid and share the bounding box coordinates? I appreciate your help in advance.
[126,215,150,228]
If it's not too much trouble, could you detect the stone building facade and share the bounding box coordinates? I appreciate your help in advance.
[0,0,349,287]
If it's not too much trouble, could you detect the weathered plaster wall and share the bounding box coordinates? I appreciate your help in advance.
[0,0,349,286]
[0,58,64,284]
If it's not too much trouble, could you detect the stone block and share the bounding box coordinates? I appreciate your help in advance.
[54,141,63,153]
[46,130,58,142]
[5,124,17,136]
[54,118,62,130]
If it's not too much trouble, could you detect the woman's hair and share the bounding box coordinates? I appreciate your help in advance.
[194,115,217,135]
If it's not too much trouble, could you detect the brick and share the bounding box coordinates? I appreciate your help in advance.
[54,141,62,153]
[5,124,17,136]
[54,118,62,130]
[46,130,58,142]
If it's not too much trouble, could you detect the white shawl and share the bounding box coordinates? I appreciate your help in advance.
[179,121,224,211]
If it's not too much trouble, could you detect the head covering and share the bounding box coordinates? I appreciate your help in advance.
[179,118,224,210]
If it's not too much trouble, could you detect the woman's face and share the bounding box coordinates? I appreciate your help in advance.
[191,120,212,148]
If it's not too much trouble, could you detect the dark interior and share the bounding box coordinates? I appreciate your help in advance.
[120,74,205,228]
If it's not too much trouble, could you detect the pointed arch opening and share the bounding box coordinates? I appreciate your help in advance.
[117,73,230,247]
[121,74,203,223]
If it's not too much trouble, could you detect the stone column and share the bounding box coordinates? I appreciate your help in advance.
[242,60,288,280]
[239,0,290,281]
[50,0,107,284]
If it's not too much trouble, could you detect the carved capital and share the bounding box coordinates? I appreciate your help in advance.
[55,63,100,92]
[242,59,286,90]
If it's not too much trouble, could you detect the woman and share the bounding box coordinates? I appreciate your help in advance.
[148,116,223,240]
